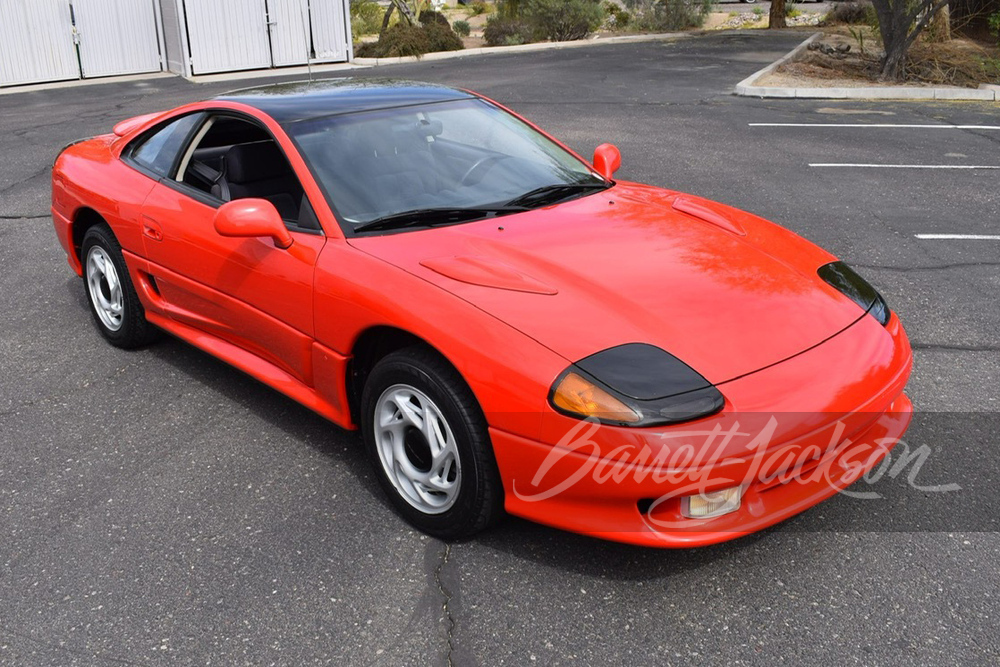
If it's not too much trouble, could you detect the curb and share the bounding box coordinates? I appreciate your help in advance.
[189,62,365,85]
[733,33,999,101]
[352,32,688,66]
[0,71,177,96]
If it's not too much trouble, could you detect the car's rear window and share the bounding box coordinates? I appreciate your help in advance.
[131,113,204,177]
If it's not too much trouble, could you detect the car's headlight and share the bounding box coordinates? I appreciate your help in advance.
[818,261,890,326]
[548,343,725,427]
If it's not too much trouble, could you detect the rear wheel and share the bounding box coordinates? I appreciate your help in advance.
[81,224,157,349]
[361,347,504,539]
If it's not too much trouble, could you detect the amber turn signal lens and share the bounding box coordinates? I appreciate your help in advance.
[551,372,641,423]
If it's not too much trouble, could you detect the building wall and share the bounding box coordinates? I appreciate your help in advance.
[157,0,351,78]
[158,0,188,76]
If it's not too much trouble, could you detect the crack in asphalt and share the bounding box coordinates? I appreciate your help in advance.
[911,343,1000,352]
[910,107,1000,148]
[433,542,457,667]
[0,214,47,221]
[865,212,1000,303]
[854,261,1000,272]
[0,624,142,666]
[0,165,49,194]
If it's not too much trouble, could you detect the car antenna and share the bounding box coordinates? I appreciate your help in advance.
[301,0,314,82]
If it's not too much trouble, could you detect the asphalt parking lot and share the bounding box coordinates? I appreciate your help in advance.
[2,30,999,666]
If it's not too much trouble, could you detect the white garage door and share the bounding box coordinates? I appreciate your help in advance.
[268,0,310,67]
[183,0,349,75]
[0,0,79,86]
[309,0,349,62]
[183,0,272,75]
[73,0,164,78]
[268,0,349,65]
[0,0,163,87]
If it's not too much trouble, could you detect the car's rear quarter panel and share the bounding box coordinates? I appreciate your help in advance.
[52,134,156,273]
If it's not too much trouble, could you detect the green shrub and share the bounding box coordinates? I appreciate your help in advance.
[469,0,491,15]
[419,9,450,25]
[496,0,522,18]
[625,0,712,31]
[989,11,1000,46]
[359,22,429,57]
[523,0,605,41]
[353,41,377,57]
[827,1,876,25]
[356,16,465,57]
[603,1,632,29]
[423,20,466,50]
[453,19,472,36]
[981,56,1000,81]
[350,0,384,38]
[483,15,534,44]
[785,2,801,18]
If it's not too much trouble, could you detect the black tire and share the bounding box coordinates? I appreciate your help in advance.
[360,346,504,539]
[80,223,158,349]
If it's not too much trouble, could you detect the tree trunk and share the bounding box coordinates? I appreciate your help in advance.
[879,32,907,80]
[379,4,395,39]
[872,0,909,81]
[392,0,417,24]
[870,0,948,81]
[769,0,787,29]
[379,0,417,39]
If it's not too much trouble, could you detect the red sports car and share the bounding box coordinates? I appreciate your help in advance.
[52,80,912,547]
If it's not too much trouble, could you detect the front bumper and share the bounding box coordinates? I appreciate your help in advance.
[52,206,83,276]
[491,312,913,547]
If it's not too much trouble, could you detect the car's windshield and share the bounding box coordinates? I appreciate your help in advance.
[287,98,607,230]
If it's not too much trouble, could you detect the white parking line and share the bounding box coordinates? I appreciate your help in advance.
[750,123,1000,130]
[809,163,1000,169]
[915,234,1000,240]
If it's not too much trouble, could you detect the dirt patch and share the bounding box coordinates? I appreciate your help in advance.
[758,26,1000,89]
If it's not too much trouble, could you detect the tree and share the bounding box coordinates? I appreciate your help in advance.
[871,0,951,80]
[769,0,787,29]
[379,0,420,39]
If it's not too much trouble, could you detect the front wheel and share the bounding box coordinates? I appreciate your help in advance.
[361,347,504,539]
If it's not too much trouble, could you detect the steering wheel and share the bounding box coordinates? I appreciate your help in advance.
[460,155,506,187]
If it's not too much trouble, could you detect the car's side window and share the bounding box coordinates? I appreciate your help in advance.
[174,115,320,233]
[130,114,205,177]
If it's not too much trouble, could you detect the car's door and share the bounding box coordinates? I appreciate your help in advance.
[133,111,325,386]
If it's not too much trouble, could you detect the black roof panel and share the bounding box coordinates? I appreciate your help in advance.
[216,78,475,123]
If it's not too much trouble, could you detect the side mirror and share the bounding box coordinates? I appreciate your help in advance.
[592,143,621,180]
[214,199,293,249]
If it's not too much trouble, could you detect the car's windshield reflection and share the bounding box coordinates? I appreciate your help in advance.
[288,98,607,231]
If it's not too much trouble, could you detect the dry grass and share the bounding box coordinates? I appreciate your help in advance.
[773,27,1000,88]
[906,39,1000,87]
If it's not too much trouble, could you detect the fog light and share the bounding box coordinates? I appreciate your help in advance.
[680,486,743,519]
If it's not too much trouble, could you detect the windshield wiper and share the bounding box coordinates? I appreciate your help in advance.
[354,206,526,233]
[503,182,610,209]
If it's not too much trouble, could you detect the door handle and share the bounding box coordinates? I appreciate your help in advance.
[142,218,163,241]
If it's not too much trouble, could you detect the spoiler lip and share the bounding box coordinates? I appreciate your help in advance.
[112,111,164,138]
[53,136,96,167]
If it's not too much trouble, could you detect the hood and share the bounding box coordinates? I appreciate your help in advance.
[348,183,864,385]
